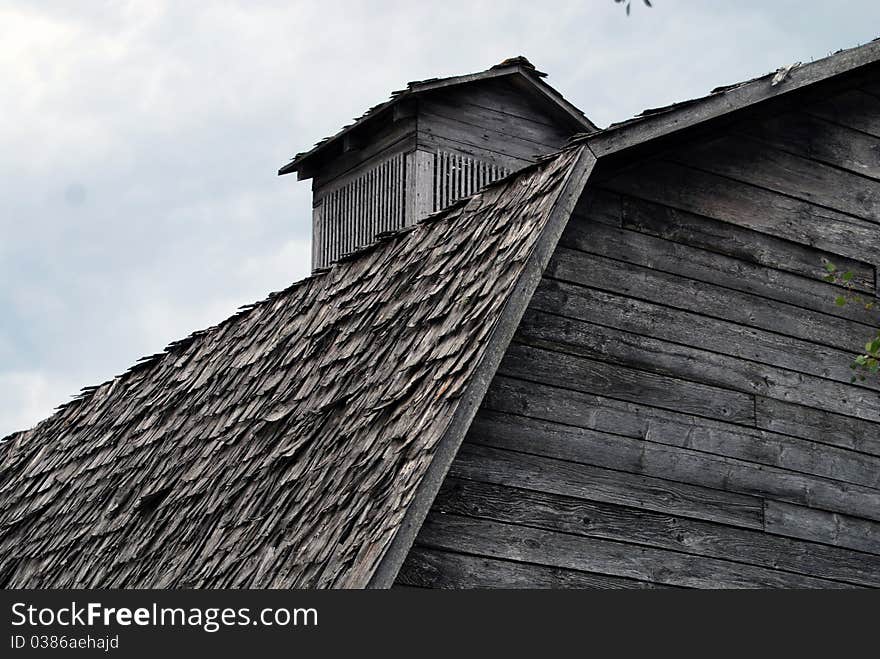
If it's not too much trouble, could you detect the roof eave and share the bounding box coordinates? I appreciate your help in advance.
[278,65,596,178]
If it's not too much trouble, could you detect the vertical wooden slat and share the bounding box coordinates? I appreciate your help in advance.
[390,155,396,228]
[440,152,446,210]
[333,188,339,261]
[462,155,467,199]
[348,180,354,254]
[453,154,460,203]
[358,176,364,250]
[366,169,371,247]
[328,191,334,266]
[372,166,378,242]
[377,162,383,240]
[433,152,439,213]
[389,155,396,231]
[358,174,363,250]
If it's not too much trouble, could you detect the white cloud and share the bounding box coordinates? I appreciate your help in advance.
[0,371,83,437]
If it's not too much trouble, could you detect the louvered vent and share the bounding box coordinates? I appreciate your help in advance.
[311,151,510,271]
[313,153,407,270]
[433,152,510,212]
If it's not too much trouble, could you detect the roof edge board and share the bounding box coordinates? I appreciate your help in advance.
[585,39,880,158]
[365,144,597,589]
[525,76,598,133]
[279,65,595,178]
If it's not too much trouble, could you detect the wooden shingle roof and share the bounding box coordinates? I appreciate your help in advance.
[2,38,879,589]
[0,146,594,588]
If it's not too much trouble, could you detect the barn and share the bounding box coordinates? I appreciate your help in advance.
[2,41,879,589]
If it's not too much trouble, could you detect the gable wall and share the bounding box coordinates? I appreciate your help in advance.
[416,79,576,171]
[396,76,880,588]
[309,79,578,271]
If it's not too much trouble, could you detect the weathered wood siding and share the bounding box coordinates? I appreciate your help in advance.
[417,79,574,171]
[311,79,576,270]
[398,80,880,588]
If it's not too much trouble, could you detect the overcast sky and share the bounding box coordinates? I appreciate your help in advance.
[2,1,879,437]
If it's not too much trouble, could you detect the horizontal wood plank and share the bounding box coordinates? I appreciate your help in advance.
[561,218,877,325]
[672,134,880,222]
[548,247,872,352]
[397,547,665,589]
[433,478,880,586]
[738,111,880,181]
[755,396,880,457]
[420,96,569,149]
[450,442,764,530]
[484,375,880,487]
[500,341,756,424]
[764,499,880,555]
[601,160,880,264]
[416,131,531,171]
[530,279,879,393]
[806,88,880,138]
[419,111,550,162]
[415,513,851,588]
[615,191,876,292]
[468,410,880,523]
[517,308,880,423]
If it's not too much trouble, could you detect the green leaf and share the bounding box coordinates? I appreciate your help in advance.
[824,262,837,273]
[835,296,847,306]
[843,271,854,282]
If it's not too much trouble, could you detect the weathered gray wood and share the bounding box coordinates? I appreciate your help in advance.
[570,188,623,227]
[500,341,756,424]
[484,375,880,489]
[450,77,585,128]
[397,546,665,589]
[468,410,880,523]
[517,309,880,423]
[562,219,877,325]
[415,513,851,588]
[367,146,597,589]
[530,279,879,393]
[613,191,875,292]
[765,499,880,555]
[421,93,570,149]
[671,134,880,222]
[450,442,764,530]
[548,247,871,352]
[433,478,880,587]
[806,88,880,138]
[755,397,880,457]
[405,149,434,225]
[419,111,550,163]
[417,133,530,172]
[738,111,880,181]
[312,119,416,190]
[601,160,880,263]
[397,54,880,590]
